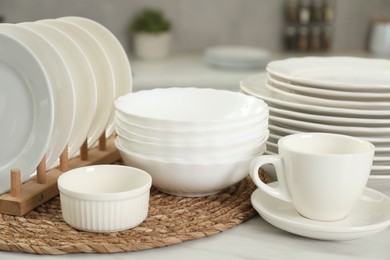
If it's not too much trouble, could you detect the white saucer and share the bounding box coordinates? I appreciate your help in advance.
[251,184,390,240]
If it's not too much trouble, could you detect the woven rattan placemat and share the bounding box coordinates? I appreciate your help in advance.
[0,171,269,255]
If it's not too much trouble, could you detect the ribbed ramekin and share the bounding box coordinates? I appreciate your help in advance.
[58,164,152,232]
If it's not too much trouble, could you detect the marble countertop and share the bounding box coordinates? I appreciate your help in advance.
[130,53,258,92]
[1,215,389,259]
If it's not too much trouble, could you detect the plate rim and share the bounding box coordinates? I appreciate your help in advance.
[0,32,54,193]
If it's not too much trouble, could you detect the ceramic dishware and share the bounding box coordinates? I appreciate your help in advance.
[115,110,268,140]
[116,134,267,162]
[266,56,390,92]
[0,23,76,170]
[58,165,152,232]
[38,19,115,149]
[250,133,375,222]
[115,117,268,145]
[251,183,390,240]
[115,87,268,129]
[19,22,98,158]
[116,140,265,197]
[204,45,271,70]
[59,16,133,138]
[369,19,390,57]
[114,87,269,197]
[0,33,54,194]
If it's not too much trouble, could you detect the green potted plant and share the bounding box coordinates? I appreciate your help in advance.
[131,8,172,59]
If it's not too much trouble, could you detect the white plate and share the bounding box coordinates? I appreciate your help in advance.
[251,185,390,240]
[268,131,390,154]
[367,175,390,197]
[19,22,97,158]
[269,106,390,127]
[205,57,268,70]
[39,19,115,148]
[0,33,54,193]
[0,24,76,170]
[267,56,390,91]
[205,45,270,63]
[266,137,389,162]
[240,73,390,118]
[267,125,389,176]
[59,16,133,138]
[371,164,390,171]
[268,124,390,146]
[266,141,278,154]
[267,82,390,110]
[268,74,390,101]
[269,115,390,137]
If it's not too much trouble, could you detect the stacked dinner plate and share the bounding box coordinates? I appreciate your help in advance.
[204,45,271,70]
[240,56,390,185]
[114,87,269,197]
[0,17,132,194]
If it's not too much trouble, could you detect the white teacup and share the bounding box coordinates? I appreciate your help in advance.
[250,133,375,222]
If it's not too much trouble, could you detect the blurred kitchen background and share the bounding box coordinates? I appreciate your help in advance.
[1,0,389,91]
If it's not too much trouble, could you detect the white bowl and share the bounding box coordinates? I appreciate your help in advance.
[115,87,268,128]
[115,112,268,140]
[58,165,152,232]
[116,135,268,162]
[116,140,263,197]
[115,118,268,145]
[116,129,269,161]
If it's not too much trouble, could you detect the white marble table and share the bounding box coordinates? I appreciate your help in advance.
[130,53,261,92]
[1,215,389,259]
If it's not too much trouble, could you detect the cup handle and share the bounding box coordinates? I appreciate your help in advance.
[249,155,292,202]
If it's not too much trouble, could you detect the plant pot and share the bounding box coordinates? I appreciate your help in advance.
[133,32,171,59]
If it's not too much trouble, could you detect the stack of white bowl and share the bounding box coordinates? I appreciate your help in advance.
[114,87,269,197]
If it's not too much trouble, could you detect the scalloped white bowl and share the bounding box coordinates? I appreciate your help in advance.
[116,140,264,197]
[115,87,268,129]
[115,111,268,140]
[115,115,268,145]
[116,130,269,161]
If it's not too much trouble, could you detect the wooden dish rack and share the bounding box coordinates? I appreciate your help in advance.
[0,134,120,216]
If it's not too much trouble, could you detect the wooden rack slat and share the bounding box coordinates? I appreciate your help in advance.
[0,135,120,216]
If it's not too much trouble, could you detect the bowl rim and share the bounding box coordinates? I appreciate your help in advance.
[114,120,268,145]
[115,138,267,165]
[115,110,269,133]
[58,164,152,201]
[116,122,269,148]
[114,87,268,125]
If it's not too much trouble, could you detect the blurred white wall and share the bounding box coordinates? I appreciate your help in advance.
[0,0,389,55]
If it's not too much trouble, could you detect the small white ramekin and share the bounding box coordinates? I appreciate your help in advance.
[58,164,152,232]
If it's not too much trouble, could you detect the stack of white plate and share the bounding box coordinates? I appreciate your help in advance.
[114,87,269,197]
[0,17,132,194]
[204,45,271,70]
[240,56,390,191]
